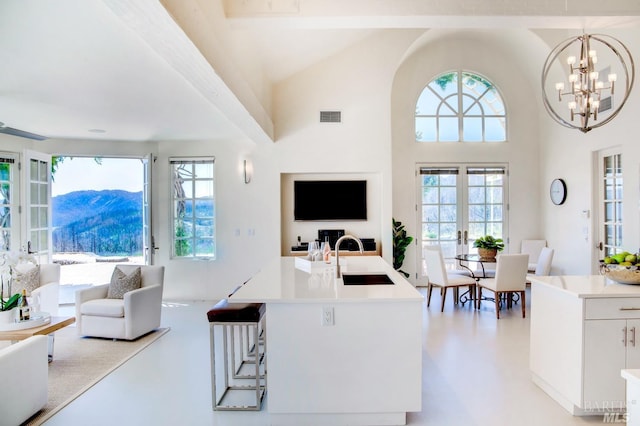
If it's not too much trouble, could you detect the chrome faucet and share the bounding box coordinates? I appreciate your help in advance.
[335,234,364,278]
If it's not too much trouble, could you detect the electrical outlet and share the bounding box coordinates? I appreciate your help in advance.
[322,306,334,326]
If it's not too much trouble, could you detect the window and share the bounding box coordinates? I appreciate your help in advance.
[170,157,216,259]
[0,155,16,251]
[415,71,506,142]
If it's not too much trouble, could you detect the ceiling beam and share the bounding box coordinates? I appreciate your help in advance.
[103,0,274,144]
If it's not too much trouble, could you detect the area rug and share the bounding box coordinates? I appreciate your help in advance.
[24,326,170,425]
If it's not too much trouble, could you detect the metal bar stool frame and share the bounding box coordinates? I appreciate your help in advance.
[209,313,266,411]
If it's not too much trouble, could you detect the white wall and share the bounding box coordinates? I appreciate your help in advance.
[280,172,382,255]
[268,29,424,266]
[537,28,640,275]
[391,29,544,284]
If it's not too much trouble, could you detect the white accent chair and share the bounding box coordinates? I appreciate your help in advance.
[477,254,529,319]
[33,263,61,316]
[0,335,48,425]
[13,262,61,316]
[425,246,478,312]
[76,264,164,340]
[520,239,547,273]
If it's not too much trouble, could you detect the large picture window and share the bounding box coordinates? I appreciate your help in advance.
[170,157,216,259]
[415,71,506,142]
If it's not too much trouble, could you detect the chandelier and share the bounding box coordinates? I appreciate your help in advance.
[542,33,635,133]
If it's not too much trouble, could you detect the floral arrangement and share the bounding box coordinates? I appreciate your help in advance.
[0,250,37,311]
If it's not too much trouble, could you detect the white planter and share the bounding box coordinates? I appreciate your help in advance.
[0,308,17,324]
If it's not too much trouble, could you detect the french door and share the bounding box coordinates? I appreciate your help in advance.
[0,153,19,252]
[143,154,156,265]
[23,150,52,264]
[417,163,508,282]
[596,148,623,262]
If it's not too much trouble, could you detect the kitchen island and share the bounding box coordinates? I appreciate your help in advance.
[230,256,423,426]
[529,275,640,416]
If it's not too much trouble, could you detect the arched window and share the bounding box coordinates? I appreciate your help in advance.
[415,71,506,142]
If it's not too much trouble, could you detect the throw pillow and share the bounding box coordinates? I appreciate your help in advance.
[107,266,142,299]
[12,266,40,297]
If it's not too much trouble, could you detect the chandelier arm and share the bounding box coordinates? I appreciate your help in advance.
[542,33,635,133]
[541,36,584,131]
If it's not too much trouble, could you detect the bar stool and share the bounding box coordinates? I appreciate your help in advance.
[207,299,266,411]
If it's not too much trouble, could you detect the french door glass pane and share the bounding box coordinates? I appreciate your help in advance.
[0,159,14,251]
[602,153,623,257]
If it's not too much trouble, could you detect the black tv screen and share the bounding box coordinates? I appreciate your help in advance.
[294,180,367,221]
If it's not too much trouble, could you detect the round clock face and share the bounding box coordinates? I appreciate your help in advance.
[550,178,567,205]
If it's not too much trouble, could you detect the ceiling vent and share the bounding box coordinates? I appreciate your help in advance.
[320,111,341,123]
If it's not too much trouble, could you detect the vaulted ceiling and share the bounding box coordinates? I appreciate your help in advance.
[0,0,638,144]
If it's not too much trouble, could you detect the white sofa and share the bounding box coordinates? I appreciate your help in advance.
[0,335,48,425]
[76,265,164,340]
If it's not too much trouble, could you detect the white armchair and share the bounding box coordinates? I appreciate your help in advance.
[12,263,60,316]
[32,263,61,316]
[76,264,164,340]
[0,335,48,425]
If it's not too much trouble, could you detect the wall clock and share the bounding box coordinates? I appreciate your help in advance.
[550,178,567,205]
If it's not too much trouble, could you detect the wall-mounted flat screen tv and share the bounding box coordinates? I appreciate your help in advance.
[294,180,367,221]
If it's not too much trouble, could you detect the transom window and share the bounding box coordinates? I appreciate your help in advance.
[415,71,506,142]
[170,157,216,259]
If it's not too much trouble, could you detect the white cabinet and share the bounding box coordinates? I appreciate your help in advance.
[583,319,640,408]
[529,277,640,416]
[583,298,640,410]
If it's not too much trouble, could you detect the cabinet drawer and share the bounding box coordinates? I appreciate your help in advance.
[585,298,640,319]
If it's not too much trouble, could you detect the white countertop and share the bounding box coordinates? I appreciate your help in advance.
[528,275,640,298]
[230,256,423,303]
[622,369,640,383]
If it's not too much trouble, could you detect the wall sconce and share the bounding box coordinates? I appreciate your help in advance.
[243,159,253,184]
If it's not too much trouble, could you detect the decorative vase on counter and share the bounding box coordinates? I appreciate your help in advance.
[0,308,17,324]
[478,248,498,262]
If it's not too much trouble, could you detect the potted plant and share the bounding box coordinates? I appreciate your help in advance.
[473,235,505,261]
[393,218,413,278]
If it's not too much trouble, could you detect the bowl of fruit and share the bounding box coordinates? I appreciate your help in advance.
[601,252,640,284]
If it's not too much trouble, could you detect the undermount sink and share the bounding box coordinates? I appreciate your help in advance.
[341,273,395,285]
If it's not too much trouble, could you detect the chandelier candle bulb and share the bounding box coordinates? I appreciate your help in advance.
[542,33,635,133]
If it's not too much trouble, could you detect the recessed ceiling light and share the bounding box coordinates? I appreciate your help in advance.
[88,129,106,133]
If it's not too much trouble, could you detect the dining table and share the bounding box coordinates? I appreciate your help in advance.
[454,253,496,279]
[452,254,500,306]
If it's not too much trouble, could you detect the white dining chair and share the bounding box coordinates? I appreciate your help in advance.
[526,247,554,286]
[477,254,529,319]
[425,246,477,312]
[520,239,547,273]
[534,247,554,276]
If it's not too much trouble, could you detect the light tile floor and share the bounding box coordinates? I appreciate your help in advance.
[45,288,605,426]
